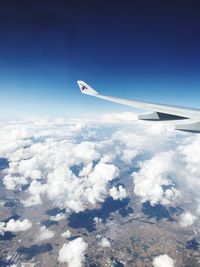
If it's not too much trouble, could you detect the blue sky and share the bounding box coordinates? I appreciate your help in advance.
[0,0,200,119]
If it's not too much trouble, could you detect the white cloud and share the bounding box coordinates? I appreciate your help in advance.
[36,226,55,242]
[153,254,175,267]
[3,175,27,190]
[94,217,102,223]
[6,219,32,232]
[99,237,111,248]
[132,152,180,206]
[21,194,42,207]
[179,212,197,227]
[110,185,127,200]
[177,136,200,193]
[61,230,71,238]
[58,237,88,267]
[121,149,138,164]
[50,213,65,221]
[79,163,93,177]
[0,219,32,235]
[0,222,6,235]
[83,162,119,205]
[178,136,200,175]
[28,180,47,195]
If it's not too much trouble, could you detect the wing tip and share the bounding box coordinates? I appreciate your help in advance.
[77,80,98,95]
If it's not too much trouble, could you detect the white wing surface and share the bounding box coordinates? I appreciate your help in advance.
[77,80,200,132]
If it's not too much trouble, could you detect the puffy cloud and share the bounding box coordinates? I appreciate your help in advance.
[44,161,118,212]
[153,254,175,267]
[0,219,32,235]
[58,237,88,267]
[3,175,27,190]
[177,136,200,193]
[179,212,197,227]
[36,226,55,242]
[83,162,119,205]
[132,152,180,206]
[21,180,46,207]
[94,217,102,223]
[110,185,127,200]
[21,194,42,207]
[5,219,32,232]
[121,149,139,164]
[99,237,111,248]
[61,230,71,238]
[50,213,66,221]
[79,163,93,177]
[178,136,200,175]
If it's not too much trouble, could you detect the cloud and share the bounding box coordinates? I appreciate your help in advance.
[178,136,200,175]
[121,149,139,164]
[79,163,93,177]
[99,237,111,248]
[132,152,180,206]
[179,212,197,227]
[94,217,102,223]
[152,254,175,267]
[177,136,200,193]
[100,112,138,123]
[153,255,175,267]
[44,161,118,212]
[58,237,88,267]
[83,162,119,205]
[36,226,55,242]
[61,230,71,238]
[0,219,32,235]
[3,174,27,190]
[50,213,66,221]
[5,219,32,232]
[110,185,127,200]
[21,194,42,207]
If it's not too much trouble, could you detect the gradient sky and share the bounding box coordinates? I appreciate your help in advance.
[0,0,200,119]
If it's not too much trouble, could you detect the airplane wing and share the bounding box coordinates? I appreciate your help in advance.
[77,80,200,132]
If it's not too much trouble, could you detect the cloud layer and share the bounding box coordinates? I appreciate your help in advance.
[1,114,200,266]
[0,119,119,212]
[1,114,200,228]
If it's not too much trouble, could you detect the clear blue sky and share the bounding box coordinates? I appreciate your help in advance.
[0,0,200,119]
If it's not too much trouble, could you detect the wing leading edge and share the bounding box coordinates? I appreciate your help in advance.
[77,81,200,132]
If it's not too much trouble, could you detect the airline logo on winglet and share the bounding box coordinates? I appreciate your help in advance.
[81,85,87,91]
[77,80,98,95]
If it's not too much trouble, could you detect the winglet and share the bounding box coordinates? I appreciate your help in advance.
[77,81,98,95]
